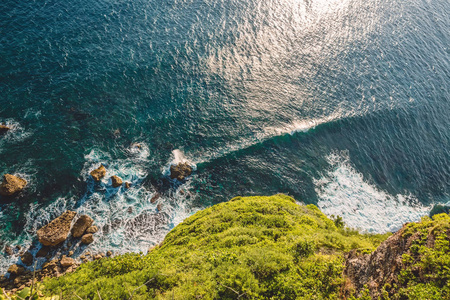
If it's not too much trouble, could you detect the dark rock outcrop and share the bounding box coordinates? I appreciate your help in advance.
[36,246,50,257]
[125,182,132,189]
[110,175,123,188]
[169,162,192,181]
[81,234,94,245]
[343,225,420,299]
[0,174,27,196]
[20,251,33,266]
[7,265,25,276]
[90,165,106,181]
[0,125,10,134]
[71,215,94,238]
[37,211,77,247]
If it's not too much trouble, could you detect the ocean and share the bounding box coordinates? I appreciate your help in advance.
[0,0,449,272]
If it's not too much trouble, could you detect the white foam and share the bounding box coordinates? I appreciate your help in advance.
[0,147,198,274]
[162,149,197,177]
[315,152,430,233]
[0,119,33,154]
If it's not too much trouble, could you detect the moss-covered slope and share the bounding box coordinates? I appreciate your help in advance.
[39,194,388,299]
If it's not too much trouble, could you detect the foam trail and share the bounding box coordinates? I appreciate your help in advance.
[315,152,431,233]
[191,113,346,167]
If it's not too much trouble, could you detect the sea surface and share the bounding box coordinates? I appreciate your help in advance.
[0,0,449,272]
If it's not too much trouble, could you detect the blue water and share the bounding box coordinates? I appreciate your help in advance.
[0,0,449,271]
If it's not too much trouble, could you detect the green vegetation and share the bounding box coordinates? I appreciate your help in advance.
[40,194,387,299]
[5,195,450,299]
[393,213,450,299]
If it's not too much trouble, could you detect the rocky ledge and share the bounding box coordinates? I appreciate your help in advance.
[0,174,27,196]
[169,162,193,181]
[0,211,102,293]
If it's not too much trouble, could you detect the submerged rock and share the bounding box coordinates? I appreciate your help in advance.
[169,162,193,181]
[90,165,106,181]
[125,182,132,189]
[81,234,94,245]
[0,125,10,134]
[0,174,27,196]
[4,245,13,256]
[37,211,77,247]
[36,246,50,257]
[7,264,25,276]
[110,175,123,188]
[71,215,94,238]
[150,192,160,203]
[20,251,33,266]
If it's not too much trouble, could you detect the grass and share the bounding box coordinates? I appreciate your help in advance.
[34,194,388,299]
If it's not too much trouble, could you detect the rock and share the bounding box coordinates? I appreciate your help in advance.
[106,251,112,257]
[127,207,133,213]
[150,192,160,203]
[0,125,10,134]
[60,257,75,268]
[68,251,74,257]
[94,254,102,260]
[0,174,27,196]
[110,175,123,188]
[343,224,427,299]
[81,234,94,245]
[37,211,77,247]
[36,246,50,257]
[85,225,98,234]
[125,182,132,189]
[169,162,193,181]
[71,215,94,238]
[4,245,13,256]
[7,264,25,276]
[157,203,162,211]
[113,129,120,138]
[20,251,33,266]
[90,165,106,181]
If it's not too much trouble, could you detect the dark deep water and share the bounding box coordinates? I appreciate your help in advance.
[0,0,449,271]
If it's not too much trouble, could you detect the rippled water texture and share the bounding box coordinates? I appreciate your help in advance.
[0,0,449,272]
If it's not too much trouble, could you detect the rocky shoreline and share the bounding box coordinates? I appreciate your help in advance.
[0,210,103,293]
[0,161,194,294]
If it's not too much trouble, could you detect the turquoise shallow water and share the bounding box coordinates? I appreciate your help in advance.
[0,0,449,272]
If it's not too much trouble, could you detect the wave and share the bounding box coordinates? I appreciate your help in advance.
[314,151,431,233]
